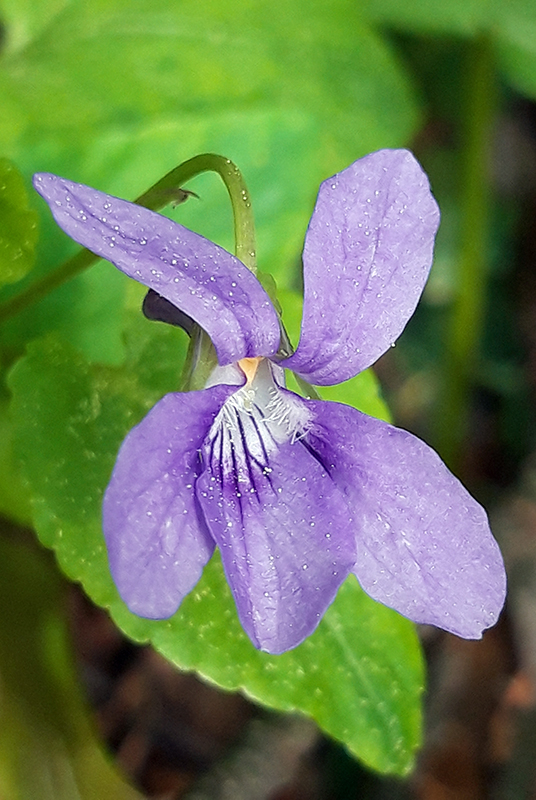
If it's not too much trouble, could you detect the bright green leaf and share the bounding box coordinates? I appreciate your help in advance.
[0,0,418,156]
[0,0,71,54]
[0,0,420,298]
[0,189,132,364]
[9,330,424,776]
[0,158,38,287]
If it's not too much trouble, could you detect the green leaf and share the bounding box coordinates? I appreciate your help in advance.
[0,397,32,524]
[0,158,38,287]
[0,0,419,303]
[0,0,418,154]
[8,330,424,776]
[0,0,71,54]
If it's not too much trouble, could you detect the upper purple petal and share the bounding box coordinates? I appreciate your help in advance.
[103,385,235,618]
[33,174,281,365]
[281,149,440,385]
[195,379,356,654]
[304,400,506,637]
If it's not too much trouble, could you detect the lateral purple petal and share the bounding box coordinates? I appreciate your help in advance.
[282,149,440,385]
[305,401,506,637]
[196,406,356,654]
[103,385,235,619]
[33,174,280,365]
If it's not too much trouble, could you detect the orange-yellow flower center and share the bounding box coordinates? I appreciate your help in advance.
[238,356,263,384]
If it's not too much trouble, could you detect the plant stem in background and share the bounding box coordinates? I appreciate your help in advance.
[435,38,496,472]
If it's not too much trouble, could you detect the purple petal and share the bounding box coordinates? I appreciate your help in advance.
[304,400,506,637]
[282,149,440,385]
[196,391,356,654]
[103,385,235,618]
[33,174,280,364]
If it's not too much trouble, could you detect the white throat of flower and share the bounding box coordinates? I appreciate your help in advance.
[204,358,312,481]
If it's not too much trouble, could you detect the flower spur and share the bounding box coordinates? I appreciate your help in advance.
[33,149,506,654]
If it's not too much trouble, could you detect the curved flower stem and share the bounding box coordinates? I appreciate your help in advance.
[0,154,257,325]
[180,325,219,392]
[435,38,496,471]
[137,154,257,273]
[295,375,321,400]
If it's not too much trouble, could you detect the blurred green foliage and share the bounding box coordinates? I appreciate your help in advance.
[0,159,38,287]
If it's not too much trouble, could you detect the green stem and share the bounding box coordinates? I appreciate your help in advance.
[0,154,257,325]
[179,325,219,391]
[295,374,321,400]
[435,38,495,471]
[137,154,257,273]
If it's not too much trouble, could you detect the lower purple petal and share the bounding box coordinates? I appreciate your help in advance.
[103,385,235,618]
[305,401,506,638]
[196,410,356,654]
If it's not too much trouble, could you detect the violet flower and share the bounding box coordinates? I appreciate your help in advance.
[33,150,506,654]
